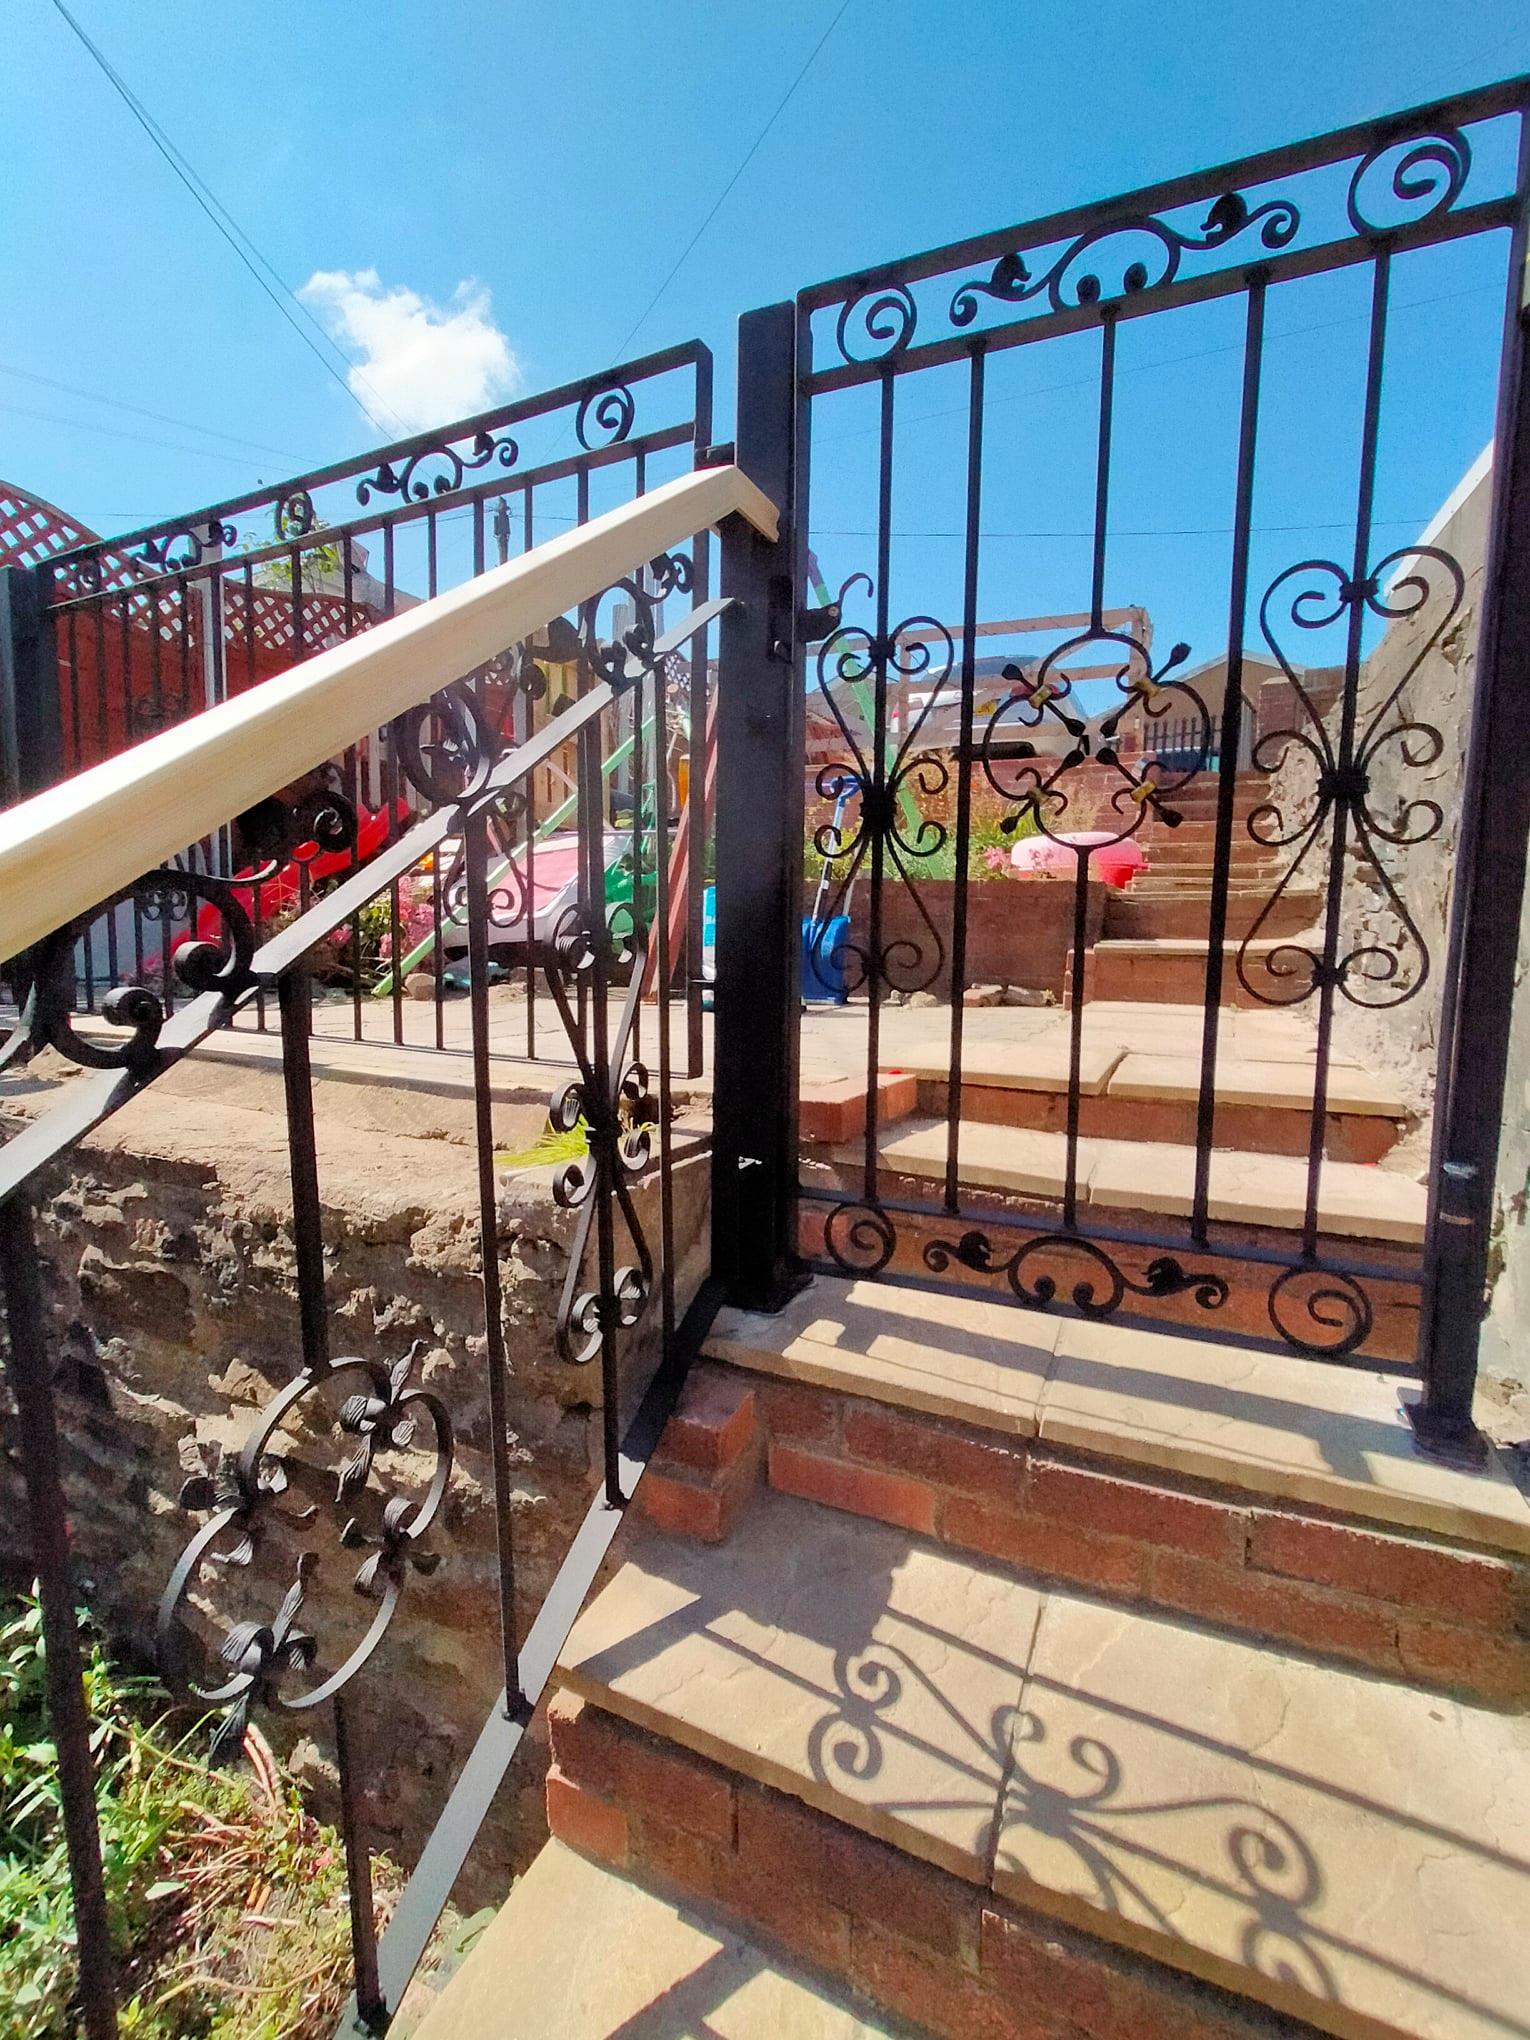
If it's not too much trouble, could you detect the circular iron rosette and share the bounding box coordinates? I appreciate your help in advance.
[157,1345,451,1753]
[980,626,1202,851]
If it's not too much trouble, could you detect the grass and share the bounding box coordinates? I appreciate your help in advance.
[0,1592,423,2039]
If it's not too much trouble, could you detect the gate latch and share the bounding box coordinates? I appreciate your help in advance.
[1437,1158,1480,1229]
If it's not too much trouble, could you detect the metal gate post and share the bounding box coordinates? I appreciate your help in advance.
[1414,176,1530,1457]
[711,301,809,1310]
[0,565,62,806]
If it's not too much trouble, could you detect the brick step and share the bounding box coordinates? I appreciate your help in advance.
[1103,889,1321,942]
[689,1279,1530,1693]
[1071,937,1303,1007]
[557,1458,1530,2040]
[888,1045,1403,1162]
[412,1838,901,2039]
[833,1115,1423,1239]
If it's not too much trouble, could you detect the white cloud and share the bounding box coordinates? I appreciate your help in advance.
[298,268,522,433]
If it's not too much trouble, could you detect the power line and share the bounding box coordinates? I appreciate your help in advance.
[0,362,307,463]
[0,398,282,470]
[46,0,406,440]
[609,0,856,361]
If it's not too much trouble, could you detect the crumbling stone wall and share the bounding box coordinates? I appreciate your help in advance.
[1262,464,1530,1421]
[0,1054,710,1900]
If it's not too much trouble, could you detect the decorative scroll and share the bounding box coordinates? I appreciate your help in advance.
[949,189,1300,329]
[158,1341,450,1757]
[808,575,953,995]
[923,1228,1229,1318]
[1266,1262,1373,1357]
[815,114,1483,373]
[540,904,657,1369]
[1238,545,1463,1008]
[574,382,636,450]
[356,428,519,508]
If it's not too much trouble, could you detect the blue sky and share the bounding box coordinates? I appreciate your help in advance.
[4,0,1528,669]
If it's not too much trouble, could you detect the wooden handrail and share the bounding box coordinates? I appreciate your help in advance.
[0,465,777,959]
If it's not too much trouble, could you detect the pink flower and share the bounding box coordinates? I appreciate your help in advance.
[983,845,1009,873]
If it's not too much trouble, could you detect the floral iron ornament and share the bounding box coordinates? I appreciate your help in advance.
[158,1342,450,1757]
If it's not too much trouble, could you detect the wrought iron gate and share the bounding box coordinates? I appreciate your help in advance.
[714,78,1530,1454]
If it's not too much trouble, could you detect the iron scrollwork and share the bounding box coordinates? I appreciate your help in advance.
[158,1340,450,1757]
[540,904,657,1369]
[980,620,1205,848]
[574,382,636,450]
[949,189,1300,329]
[923,1227,1229,1318]
[1238,545,1463,1008]
[808,575,953,995]
[356,427,520,507]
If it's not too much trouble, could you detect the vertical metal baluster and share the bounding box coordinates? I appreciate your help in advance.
[1303,254,1390,1258]
[575,469,593,1052]
[1064,313,1118,1226]
[581,716,624,1506]
[0,1194,119,2040]
[278,964,330,1373]
[342,540,363,1045]
[522,486,538,1059]
[863,369,895,1215]
[428,511,446,1046]
[944,346,985,1211]
[653,654,676,1345]
[382,526,405,1047]
[631,454,646,1070]
[1192,281,1266,1241]
[94,591,121,993]
[688,352,715,1079]
[120,593,145,988]
[332,1692,383,2031]
[463,806,525,1713]
[64,600,82,773]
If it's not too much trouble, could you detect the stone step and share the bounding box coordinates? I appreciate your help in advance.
[1103,889,1321,943]
[836,1116,1425,1242]
[1075,937,1303,1007]
[883,1042,1405,1163]
[672,1283,1530,1705]
[699,1276,1530,1571]
[554,1482,1530,2040]
[410,1838,903,2038]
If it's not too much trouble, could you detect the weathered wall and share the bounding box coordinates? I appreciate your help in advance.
[1263,461,1530,1423]
[0,1048,710,1901]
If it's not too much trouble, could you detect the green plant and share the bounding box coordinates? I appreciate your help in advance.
[0,1592,418,2039]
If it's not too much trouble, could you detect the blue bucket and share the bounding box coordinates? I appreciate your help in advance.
[801,915,850,1004]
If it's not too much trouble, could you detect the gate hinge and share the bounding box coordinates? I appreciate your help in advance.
[798,598,842,645]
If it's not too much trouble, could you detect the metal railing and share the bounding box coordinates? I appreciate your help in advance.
[25,345,720,1076]
[0,459,776,2036]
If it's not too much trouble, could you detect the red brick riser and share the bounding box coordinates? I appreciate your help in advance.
[546,1691,1316,2040]
[638,1365,1529,1707]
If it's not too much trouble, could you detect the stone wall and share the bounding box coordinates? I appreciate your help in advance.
[0,1045,711,1901]
[1261,461,1530,1422]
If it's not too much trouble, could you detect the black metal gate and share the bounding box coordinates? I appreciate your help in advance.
[714,77,1530,1455]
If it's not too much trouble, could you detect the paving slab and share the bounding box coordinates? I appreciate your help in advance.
[1086,1139,1426,1243]
[854,1117,1102,1201]
[886,1036,1126,1095]
[412,1840,899,2039]
[559,1490,1044,1883]
[1040,1316,1530,1553]
[1106,1052,1407,1118]
[996,1591,1530,2040]
[706,1276,1056,1436]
